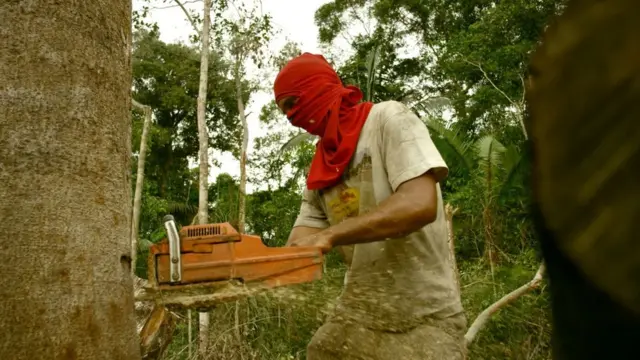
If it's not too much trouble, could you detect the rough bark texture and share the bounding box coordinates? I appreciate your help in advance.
[131,100,152,276]
[196,0,213,357]
[0,1,140,359]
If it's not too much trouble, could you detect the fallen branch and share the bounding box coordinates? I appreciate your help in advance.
[465,263,546,346]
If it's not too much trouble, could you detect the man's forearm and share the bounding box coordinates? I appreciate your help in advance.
[328,190,436,248]
[287,226,324,245]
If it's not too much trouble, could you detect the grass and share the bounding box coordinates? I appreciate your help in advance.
[161,251,551,360]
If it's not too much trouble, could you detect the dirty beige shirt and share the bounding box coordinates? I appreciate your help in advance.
[294,100,463,332]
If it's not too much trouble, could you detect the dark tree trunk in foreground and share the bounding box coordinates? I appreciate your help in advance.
[0,1,140,359]
[527,0,640,358]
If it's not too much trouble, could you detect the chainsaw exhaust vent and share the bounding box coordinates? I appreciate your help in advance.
[187,225,221,237]
[179,222,238,240]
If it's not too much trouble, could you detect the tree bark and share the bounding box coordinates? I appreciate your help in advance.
[0,1,140,359]
[196,0,213,357]
[131,100,153,276]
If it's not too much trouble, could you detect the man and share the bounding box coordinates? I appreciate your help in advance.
[273,53,466,359]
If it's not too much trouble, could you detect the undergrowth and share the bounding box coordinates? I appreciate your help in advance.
[162,251,551,360]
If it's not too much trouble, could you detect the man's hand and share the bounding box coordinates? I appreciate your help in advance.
[287,229,334,253]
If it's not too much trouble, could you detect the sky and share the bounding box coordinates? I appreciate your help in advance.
[132,0,340,193]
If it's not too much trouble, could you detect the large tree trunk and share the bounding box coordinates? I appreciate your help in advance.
[0,1,140,359]
[196,0,213,357]
[131,100,153,276]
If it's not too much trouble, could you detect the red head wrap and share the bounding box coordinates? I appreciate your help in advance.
[273,53,374,190]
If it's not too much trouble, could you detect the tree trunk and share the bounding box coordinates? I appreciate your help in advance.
[196,0,213,357]
[235,59,248,234]
[444,203,461,293]
[131,100,153,276]
[0,1,140,359]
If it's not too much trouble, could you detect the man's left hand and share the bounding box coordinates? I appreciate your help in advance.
[286,230,334,253]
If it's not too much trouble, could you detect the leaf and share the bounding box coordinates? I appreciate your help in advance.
[138,239,155,251]
[365,46,381,102]
[424,118,474,173]
[278,132,317,153]
[476,135,506,169]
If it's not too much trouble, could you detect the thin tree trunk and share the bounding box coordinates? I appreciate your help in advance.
[444,203,461,292]
[235,59,248,234]
[0,1,140,358]
[188,310,193,359]
[465,263,546,346]
[131,100,153,276]
[196,0,213,357]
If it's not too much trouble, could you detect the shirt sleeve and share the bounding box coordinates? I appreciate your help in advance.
[293,188,330,229]
[380,102,449,192]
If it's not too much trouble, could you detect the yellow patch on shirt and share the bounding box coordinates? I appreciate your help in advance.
[326,187,360,223]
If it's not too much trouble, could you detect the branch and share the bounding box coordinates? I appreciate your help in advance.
[150,0,202,10]
[131,98,148,112]
[519,74,526,106]
[173,0,200,34]
[462,58,522,111]
[460,56,529,139]
[464,263,546,346]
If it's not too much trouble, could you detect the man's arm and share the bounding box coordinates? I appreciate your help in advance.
[287,188,329,245]
[287,226,323,245]
[328,171,438,247]
[327,103,448,248]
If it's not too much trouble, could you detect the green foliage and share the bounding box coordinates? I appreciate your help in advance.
[317,0,564,139]
[128,1,564,358]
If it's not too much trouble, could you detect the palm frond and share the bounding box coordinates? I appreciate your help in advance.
[476,135,507,195]
[425,118,474,173]
[365,46,381,102]
[166,201,197,215]
[279,132,317,153]
[499,145,528,200]
[409,96,452,117]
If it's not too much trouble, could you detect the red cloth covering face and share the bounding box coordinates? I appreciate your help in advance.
[273,53,374,190]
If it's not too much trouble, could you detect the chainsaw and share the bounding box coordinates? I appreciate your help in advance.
[137,215,324,309]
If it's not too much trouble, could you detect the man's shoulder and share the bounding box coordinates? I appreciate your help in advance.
[367,100,418,128]
[365,101,423,136]
[370,100,414,122]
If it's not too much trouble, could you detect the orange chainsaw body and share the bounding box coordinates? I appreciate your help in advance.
[147,221,323,291]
